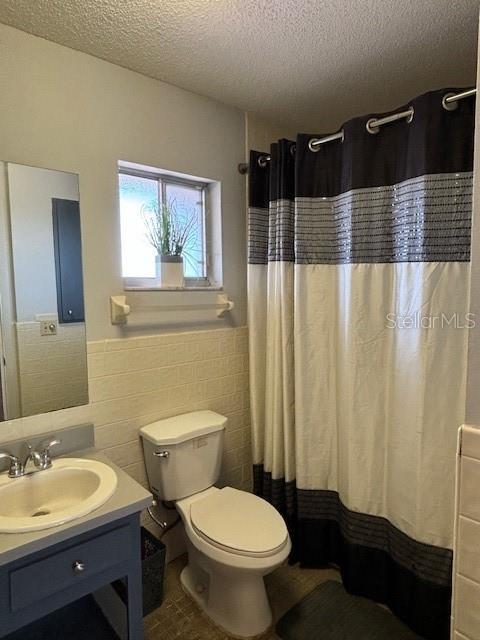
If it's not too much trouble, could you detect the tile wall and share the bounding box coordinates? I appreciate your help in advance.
[452,425,480,640]
[4,326,251,491]
[88,326,252,494]
[15,320,88,416]
[3,326,251,483]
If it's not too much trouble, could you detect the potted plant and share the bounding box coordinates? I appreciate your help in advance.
[142,199,198,287]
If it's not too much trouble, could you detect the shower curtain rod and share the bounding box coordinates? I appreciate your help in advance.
[237,87,477,174]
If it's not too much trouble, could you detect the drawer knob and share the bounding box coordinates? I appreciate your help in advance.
[72,560,85,574]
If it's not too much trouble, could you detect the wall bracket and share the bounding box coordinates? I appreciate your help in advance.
[110,295,131,325]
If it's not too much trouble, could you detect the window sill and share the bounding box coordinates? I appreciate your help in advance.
[123,285,224,292]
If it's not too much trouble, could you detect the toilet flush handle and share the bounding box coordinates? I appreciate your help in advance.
[154,450,170,459]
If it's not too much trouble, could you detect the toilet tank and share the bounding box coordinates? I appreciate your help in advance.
[140,410,227,501]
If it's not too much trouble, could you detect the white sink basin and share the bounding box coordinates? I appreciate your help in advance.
[0,458,118,533]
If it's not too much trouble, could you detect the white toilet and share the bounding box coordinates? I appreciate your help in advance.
[140,410,291,638]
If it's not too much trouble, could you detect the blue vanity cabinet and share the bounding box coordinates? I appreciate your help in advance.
[0,513,144,639]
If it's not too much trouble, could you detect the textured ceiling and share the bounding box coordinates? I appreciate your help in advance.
[0,0,478,131]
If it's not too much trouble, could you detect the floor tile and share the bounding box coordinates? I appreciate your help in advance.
[145,554,339,639]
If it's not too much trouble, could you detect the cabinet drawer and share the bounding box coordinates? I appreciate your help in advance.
[9,524,132,611]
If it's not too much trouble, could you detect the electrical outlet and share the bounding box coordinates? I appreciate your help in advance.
[40,320,57,336]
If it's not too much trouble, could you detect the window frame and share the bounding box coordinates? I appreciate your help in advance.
[118,167,213,290]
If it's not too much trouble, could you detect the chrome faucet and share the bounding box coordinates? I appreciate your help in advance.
[0,438,61,478]
[24,445,43,473]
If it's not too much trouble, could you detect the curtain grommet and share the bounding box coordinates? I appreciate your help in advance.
[366,118,380,135]
[442,92,458,111]
[309,131,345,151]
[367,107,413,135]
[258,155,270,168]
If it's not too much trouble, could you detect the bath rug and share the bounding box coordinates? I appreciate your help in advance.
[275,580,423,640]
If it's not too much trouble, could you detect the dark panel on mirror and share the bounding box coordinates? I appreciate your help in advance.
[52,198,85,323]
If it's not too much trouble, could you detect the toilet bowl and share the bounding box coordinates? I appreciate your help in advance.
[140,410,292,638]
[176,486,291,638]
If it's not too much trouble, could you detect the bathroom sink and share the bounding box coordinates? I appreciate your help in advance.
[0,458,118,533]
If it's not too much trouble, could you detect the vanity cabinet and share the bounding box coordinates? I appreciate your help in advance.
[0,514,143,639]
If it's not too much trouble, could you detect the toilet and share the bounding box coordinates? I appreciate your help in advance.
[140,410,291,638]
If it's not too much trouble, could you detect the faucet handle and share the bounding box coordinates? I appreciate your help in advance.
[0,452,23,478]
[39,437,61,453]
[38,438,62,468]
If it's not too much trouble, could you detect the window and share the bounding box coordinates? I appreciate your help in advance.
[118,165,214,288]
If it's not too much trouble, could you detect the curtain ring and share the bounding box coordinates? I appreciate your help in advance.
[290,144,296,156]
[258,155,270,168]
[308,138,321,152]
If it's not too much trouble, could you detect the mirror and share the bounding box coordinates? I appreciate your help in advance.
[0,162,88,420]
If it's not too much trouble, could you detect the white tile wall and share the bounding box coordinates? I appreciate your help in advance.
[15,320,88,416]
[457,517,480,584]
[452,425,480,640]
[3,326,250,487]
[455,576,480,640]
[88,326,252,491]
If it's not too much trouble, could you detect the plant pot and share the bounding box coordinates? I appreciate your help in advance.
[156,254,184,287]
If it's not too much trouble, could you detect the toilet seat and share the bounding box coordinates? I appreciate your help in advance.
[190,487,289,558]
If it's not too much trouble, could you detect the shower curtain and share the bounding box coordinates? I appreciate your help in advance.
[248,88,474,640]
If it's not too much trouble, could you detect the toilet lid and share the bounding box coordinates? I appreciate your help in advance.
[190,487,288,556]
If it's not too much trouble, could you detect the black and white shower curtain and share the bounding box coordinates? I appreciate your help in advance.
[248,89,475,640]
